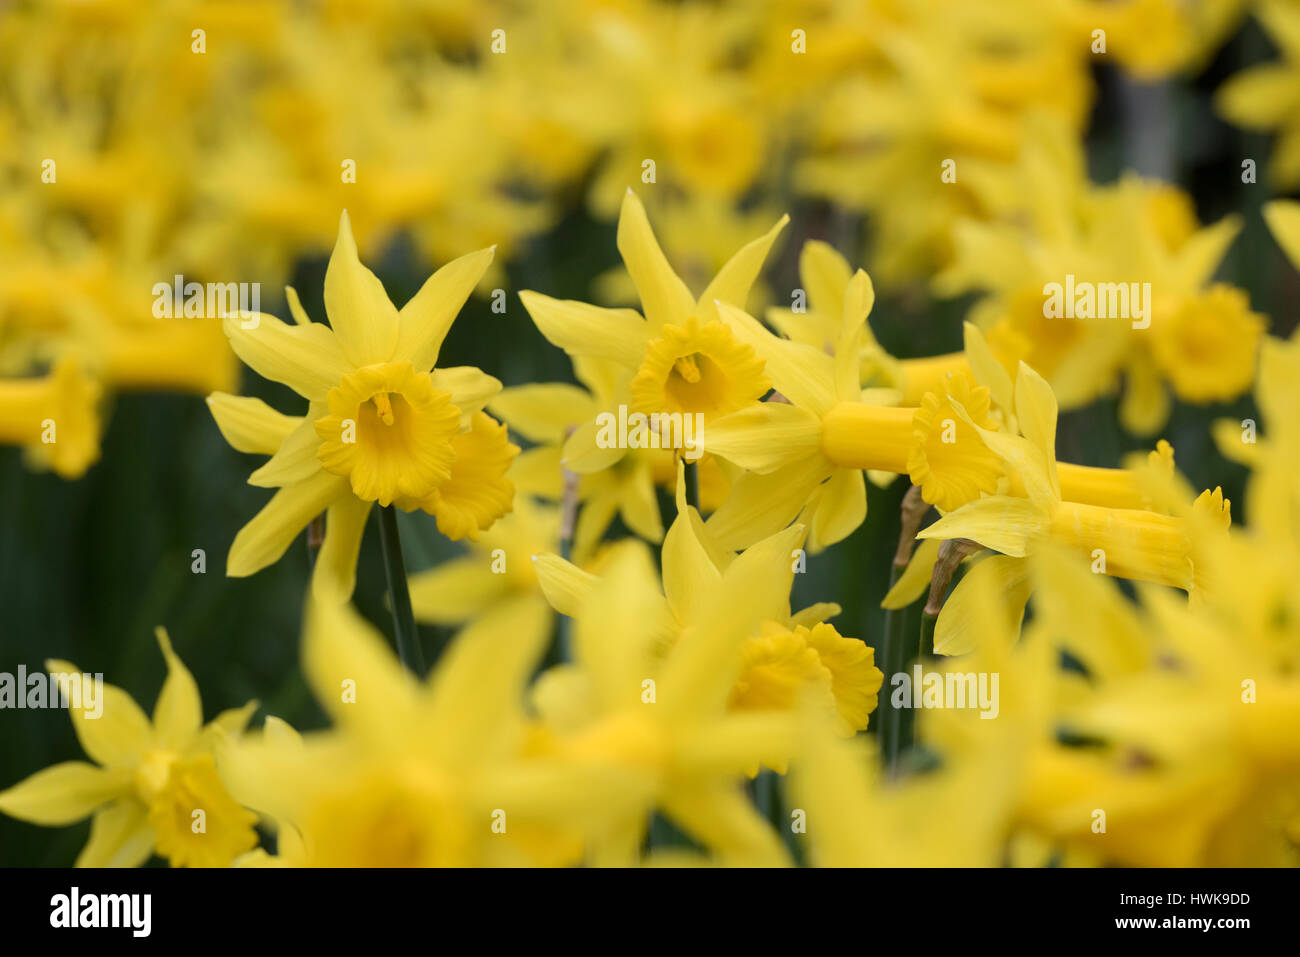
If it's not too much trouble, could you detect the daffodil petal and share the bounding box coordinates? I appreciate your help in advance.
[0,762,128,825]
[697,214,789,321]
[705,457,829,551]
[323,210,400,367]
[881,538,942,610]
[222,313,351,402]
[409,557,507,625]
[425,596,552,761]
[532,553,599,618]
[716,302,837,414]
[44,659,153,770]
[227,470,348,578]
[662,508,723,627]
[932,556,1030,655]
[247,411,325,488]
[799,240,852,320]
[704,403,823,473]
[617,190,695,331]
[206,393,299,456]
[810,467,866,551]
[310,494,372,603]
[152,627,202,751]
[431,366,502,428]
[489,383,599,443]
[75,800,155,868]
[561,415,627,473]
[395,246,495,371]
[916,497,1045,558]
[1264,200,1300,272]
[519,291,648,368]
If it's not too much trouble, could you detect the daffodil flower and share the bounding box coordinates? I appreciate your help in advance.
[914,361,1229,654]
[407,496,558,632]
[527,479,880,861]
[219,597,640,867]
[519,189,785,473]
[766,240,974,404]
[208,211,515,601]
[0,355,101,479]
[0,629,259,867]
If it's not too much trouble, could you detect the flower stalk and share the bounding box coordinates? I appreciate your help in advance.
[377,505,425,675]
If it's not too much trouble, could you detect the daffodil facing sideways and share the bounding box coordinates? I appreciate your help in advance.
[0,629,259,867]
[518,189,784,474]
[526,477,881,862]
[0,354,102,478]
[911,360,1230,655]
[220,596,645,867]
[208,211,517,602]
[703,284,1182,552]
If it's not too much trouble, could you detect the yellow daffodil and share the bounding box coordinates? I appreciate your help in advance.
[914,360,1228,654]
[0,629,259,867]
[208,211,515,601]
[219,596,637,867]
[532,480,881,799]
[519,189,784,473]
[408,496,558,633]
[0,355,101,478]
[1217,0,1300,187]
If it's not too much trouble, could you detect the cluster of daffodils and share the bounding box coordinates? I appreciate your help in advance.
[4,189,1298,869]
[5,0,1280,482]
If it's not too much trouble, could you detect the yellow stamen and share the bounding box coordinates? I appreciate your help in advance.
[373,392,395,426]
[673,354,703,384]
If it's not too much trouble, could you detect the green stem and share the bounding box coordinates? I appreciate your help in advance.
[879,563,908,775]
[377,505,425,675]
[683,459,700,511]
[919,610,937,660]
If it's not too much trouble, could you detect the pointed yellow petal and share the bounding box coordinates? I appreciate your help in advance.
[409,557,507,625]
[394,245,495,371]
[206,393,299,457]
[310,495,372,603]
[932,556,1029,655]
[561,415,627,473]
[799,240,852,319]
[284,285,312,325]
[430,366,502,427]
[222,313,351,402]
[716,302,837,413]
[810,467,866,551]
[533,552,599,618]
[1013,362,1060,498]
[303,597,417,739]
[660,783,790,866]
[704,402,823,473]
[519,291,648,368]
[617,462,665,544]
[838,268,875,344]
[247,413,325,488]
[228,470,348,578]
[962,322,1013,413]
[323,210,400,366]
[425,596,552,760]
[705,457,828,550]
[45,660,153,770]
[662,508,723,627]
[488,383,599,443]
[1264,200,1300,272]
[697,214,790,321]
[916,497,1045,558]
[75,800,155,868]
[617,190,695,330]
[881,538,942,610]
[0,762,128,825]
[152,627,202,751]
